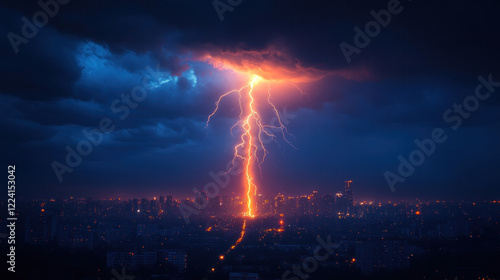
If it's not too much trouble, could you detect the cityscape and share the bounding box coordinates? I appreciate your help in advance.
[2,0,500,279]
[2,181,499,279]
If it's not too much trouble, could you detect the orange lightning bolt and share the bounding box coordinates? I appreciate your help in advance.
[206,75,294,218]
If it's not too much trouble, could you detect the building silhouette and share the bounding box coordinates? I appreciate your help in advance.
[344,180,354,215]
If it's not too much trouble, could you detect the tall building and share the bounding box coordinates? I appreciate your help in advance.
[344,180,354,214]
[274,194,285,215]
[132,199,139,213]
[159,196,165,207]
[285,196,297,215]
[320,194,334,216]
[298,196,309,216]
[309,191,319,215]
[335,192,345,216]
[257,194,265,215]
[140,198,149,213]
[150,198,158,216]
[195,191,208,214]
[166,195,173,214]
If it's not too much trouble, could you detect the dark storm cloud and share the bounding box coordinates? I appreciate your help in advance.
[1,0,499,199]
[0,7,81,100]
[4,0,500,75]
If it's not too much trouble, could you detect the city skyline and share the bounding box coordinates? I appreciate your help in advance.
[6,176,500,279]
[12,191,500,279]
[17,179,500,202]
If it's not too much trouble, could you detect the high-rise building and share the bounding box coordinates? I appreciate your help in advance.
[309,191,319,215]
[274,194,285,215]
[344,180,354,214]
[320,194,334,216]
[132,199,139,213]
[150,198,158,216]
[298,196,309,216]
[285,196,297,215]
[258,193,274,215]
[257,194,265,215]
[166,195,173,214]
[141,198,149,213]
[335,192,345,216]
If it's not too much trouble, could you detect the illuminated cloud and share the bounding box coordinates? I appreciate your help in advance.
[195,45,372,84]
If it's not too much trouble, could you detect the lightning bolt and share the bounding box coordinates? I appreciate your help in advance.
[206,74,300,273]
[206,75,294,218]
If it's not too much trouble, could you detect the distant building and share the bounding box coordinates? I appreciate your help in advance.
[344,180,354,215]
[140,198,149,213]
[298,196,309,216]
[106,251,157,269]
[107,250,186,271]
[274,194,285,215]
[344,180,353,206]
[137,223,158,237]
[229,272,259,280]
[259,193,274,215]
[309,191,319,215]
[208,195,221,215]
[150,198,158,216]
[355,240,411,274]
[132,199,139,213]
[257,194,264,215]
[57,223,94,248]
[25,215,57,245]
[284,196,297,215]
[320,194,334,216]
[166,194,173,214]
[162,250,187,271]
[101,221,134,243]
[335,192,345,216]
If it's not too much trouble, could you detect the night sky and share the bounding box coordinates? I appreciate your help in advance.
[1,0,499,201]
